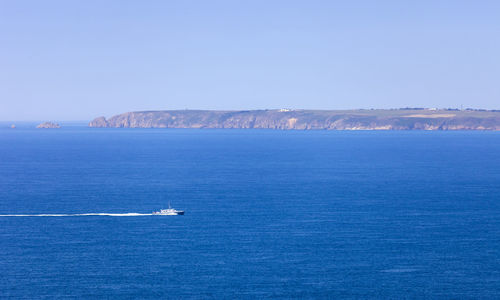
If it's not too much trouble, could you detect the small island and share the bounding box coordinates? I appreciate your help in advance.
[36,122,61,129]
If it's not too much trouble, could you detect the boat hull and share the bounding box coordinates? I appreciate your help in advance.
[152,211,184,215]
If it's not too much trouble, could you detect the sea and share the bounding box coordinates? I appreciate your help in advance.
[1,124,500,299]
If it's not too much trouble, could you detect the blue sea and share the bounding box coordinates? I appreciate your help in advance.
[1,125,500,299]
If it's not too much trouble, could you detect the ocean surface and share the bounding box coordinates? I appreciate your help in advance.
[1,125,500,299]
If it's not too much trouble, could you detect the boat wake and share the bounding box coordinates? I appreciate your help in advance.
[0,213,154,217]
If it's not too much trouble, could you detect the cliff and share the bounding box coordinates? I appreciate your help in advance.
[89,109,500,130]
[36,122,61,129]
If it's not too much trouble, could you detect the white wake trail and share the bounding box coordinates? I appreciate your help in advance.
[0,213,154,217]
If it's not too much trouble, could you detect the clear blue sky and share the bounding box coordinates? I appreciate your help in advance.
[1,0,499,121]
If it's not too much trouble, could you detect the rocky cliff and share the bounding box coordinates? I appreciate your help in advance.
[89,109,500,130]
[36,122,61,129]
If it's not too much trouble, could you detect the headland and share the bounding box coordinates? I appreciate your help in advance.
[89,109,500,130]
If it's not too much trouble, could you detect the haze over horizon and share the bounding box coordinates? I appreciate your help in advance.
[1,0,500,121]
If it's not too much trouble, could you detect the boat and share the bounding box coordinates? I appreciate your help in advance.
[152,204,184,215]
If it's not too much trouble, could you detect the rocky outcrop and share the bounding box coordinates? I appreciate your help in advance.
[36,122,61,129]
[88,117,108,127]
[88,109,500,130]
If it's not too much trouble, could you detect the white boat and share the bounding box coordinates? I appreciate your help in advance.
[152,204,184,215]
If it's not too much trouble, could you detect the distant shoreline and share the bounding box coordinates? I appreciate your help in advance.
[88,109,500,131]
